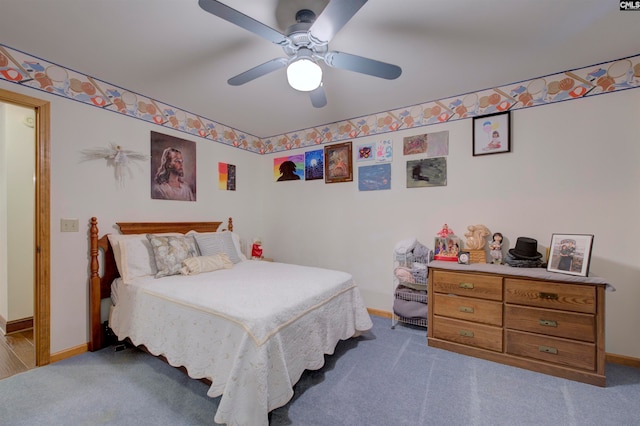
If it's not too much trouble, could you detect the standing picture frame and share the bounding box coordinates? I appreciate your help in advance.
[547,233,594,277]
[324,142,353,183]
[473,111,511,156]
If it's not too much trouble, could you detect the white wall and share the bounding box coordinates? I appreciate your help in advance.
[1,78,639,359]
[1,80,264,352]
[262,89,640,359]
[0,102,6,322]
[0,102,35,327]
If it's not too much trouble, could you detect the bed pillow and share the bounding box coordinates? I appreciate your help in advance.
[118,237,159,283]
[146,234,200,278]
[230,232,248,262]
[107,233,182,281]
[180,253,233,275]
[191,231,243,264]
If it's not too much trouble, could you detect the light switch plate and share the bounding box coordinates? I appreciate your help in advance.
[61,218,79,232]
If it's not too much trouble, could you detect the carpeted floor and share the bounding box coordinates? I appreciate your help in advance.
[1,315,639,425]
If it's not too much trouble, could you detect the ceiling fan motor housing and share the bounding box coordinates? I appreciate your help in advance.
[283,10,328,58]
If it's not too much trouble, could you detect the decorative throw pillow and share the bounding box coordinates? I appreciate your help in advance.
[180,253,233,275]
[146,234,200,278]
[192,231,242,264]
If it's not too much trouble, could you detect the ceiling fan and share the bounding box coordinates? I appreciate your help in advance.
[198,0,402,108]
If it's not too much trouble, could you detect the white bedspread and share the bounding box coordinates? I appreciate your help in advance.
[109,260,372,426]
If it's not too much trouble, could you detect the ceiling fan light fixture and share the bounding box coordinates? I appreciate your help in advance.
[287,58,322,92]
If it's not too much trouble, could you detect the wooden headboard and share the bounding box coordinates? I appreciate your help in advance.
[88,217,233,351]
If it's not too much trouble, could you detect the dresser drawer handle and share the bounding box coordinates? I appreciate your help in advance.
[459,330,474,338]
[538,319,558,327]
[459,282,474,289]
[459,306,474,313]
[539,292,558,300]
[538,345,558,355]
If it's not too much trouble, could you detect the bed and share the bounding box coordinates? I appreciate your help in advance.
[88,217,373,426]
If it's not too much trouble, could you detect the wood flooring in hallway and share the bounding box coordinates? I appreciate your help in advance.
[0,329,35,380]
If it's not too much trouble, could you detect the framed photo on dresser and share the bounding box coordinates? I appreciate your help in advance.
[547,233,594,277]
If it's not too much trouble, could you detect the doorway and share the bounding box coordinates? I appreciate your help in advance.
[0,88,50,370]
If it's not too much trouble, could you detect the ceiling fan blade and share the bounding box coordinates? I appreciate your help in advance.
[227,58,288,86]
[324,51,402,80]
[198,0,288,45]
[309,84,327,108]
[309,0,367,42]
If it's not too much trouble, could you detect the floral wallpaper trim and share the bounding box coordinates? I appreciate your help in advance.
[2,43,639,155]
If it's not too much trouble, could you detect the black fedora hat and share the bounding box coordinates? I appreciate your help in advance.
[508,237,543,260]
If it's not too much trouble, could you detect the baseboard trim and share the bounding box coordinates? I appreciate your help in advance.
[48,311,640,369]
[0,315,34,335]
[606,353,640,369]
[369,308,640,368]
[50,343,87,363]
[367,308,391,319]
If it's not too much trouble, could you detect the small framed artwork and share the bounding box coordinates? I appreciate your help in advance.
[324,142,353,183]
[304,149,324,180]
[218,162,236,190]
[547,234,594,277]
[458,251,470,265]
[274,154,304,181]
[375,139,393,162]
[356,142,375,162]
[473,111,511,156]
[358,163,391,191]
[406,157,447,188]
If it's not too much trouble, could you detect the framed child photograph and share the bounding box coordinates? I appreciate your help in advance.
[473,111,511,156]
[547,233,594,277]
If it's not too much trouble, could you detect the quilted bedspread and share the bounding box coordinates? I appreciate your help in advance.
[109,260,372,426]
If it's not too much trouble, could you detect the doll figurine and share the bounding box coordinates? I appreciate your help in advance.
[489,232,503,264]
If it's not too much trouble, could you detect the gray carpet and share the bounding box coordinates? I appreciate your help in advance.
[1,315,639,425]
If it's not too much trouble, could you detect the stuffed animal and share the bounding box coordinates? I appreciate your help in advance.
[251,239,263,259]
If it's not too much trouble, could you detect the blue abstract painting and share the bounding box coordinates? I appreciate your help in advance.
[358,163,391,191]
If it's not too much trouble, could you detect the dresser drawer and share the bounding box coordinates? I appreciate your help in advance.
[506,330,595,371]
[432,271,503,301]
[504,278,595,314]
[433,316,503,352]
[434,293,503,326]
[505,305,595,342]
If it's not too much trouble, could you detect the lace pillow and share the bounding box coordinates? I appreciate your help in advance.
[146,234,200,278]
[180,253,233,275]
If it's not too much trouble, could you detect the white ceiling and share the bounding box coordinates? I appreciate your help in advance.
[1,0,639,137]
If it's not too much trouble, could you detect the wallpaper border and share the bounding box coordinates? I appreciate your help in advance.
[1,43,639,155]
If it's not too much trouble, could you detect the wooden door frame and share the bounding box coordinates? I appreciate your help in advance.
[0,88,50,366]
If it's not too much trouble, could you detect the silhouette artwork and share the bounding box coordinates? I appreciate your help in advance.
[277,160,301,181]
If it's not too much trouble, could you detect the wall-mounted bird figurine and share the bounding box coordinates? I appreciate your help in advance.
[80,142,148,188]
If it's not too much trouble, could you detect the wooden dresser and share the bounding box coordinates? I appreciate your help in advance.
[427,261,611,386]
